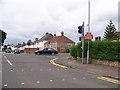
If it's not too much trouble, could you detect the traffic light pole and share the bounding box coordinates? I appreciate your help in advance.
[82,22,84,64]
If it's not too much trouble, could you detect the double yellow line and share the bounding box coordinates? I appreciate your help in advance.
[97,76,120,84]
[50,58,68,69]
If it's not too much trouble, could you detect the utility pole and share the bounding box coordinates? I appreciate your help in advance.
[82,22,84,64]
[87,0,90,64]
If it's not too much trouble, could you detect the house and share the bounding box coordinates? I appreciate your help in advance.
[24,32,53,53]
[115,31,120,40]
[44,32,75,53]
[34,32,53,50]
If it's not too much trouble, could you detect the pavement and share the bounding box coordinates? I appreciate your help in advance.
[56,53,119,78]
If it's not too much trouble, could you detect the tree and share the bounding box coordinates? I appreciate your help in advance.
[103,20,116,40]
[0,29,7,46]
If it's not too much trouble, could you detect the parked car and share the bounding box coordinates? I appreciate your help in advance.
[35,48,58,55]
[5,49,12,53]
[14,48,21,54]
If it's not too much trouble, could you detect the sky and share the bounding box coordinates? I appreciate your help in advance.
[0,0,119,45]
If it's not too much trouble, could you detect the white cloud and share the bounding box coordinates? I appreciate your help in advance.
[0,0,119,44]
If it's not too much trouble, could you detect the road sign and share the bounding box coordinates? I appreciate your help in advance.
[85,33,93,40]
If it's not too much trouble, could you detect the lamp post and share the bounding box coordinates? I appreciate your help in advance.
[87,0,90,64]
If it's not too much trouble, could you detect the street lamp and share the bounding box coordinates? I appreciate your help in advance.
[87,0,91,64]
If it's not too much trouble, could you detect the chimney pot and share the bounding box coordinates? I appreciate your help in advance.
[61,31,64,36]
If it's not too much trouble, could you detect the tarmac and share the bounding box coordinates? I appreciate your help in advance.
[56,53,119,79]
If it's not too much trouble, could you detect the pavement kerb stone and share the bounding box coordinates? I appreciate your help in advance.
[55,57,119,78]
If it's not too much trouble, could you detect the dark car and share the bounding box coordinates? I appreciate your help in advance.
[5,49,12,53]
[35,48,58,55]
[14,49,21,54]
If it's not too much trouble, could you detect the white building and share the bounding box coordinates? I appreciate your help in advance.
[33,32,53,50]
[23,32,54,53]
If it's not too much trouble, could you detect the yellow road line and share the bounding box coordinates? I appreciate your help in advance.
[97,76,120,84]
[50,58,68,69]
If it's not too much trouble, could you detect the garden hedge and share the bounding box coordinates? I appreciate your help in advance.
[70,40,120,61]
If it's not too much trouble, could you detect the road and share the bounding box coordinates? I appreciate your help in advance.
[2,53,118,88]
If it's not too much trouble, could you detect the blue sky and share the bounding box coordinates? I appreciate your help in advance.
[0,0,119,45]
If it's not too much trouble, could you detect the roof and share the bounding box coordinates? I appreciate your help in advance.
[115,31,120,39]
[39,33,53,41]
[45,35,75,44]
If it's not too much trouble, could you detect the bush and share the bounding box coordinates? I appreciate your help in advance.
[90,40,120,61]
[70,45,77,59]
[70,40,120,61]
[77,43,82,57]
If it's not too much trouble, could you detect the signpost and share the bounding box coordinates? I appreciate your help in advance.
[85,33,93,40]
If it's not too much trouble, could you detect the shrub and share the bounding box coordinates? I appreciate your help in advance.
[70,45,77,59]
[70,40,120,61]
[90,40,120,61]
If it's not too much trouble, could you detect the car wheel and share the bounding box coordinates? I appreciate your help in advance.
[51,52,55,55]
[39,53,41,55]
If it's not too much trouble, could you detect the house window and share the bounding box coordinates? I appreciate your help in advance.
[67,43,72,47]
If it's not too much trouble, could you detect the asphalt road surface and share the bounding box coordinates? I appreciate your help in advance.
[2,53,118,88]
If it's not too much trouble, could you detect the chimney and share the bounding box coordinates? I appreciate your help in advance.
[61,31,64,36]
[45,32,49,35]
[35,38,38,41]
[54,34,56,37]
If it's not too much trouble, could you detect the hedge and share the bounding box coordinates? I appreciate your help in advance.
[70,45,77,59]
[70,40,120,61]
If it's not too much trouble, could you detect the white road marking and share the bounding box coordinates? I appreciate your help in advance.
[10,69,13,72]
[4,83,8,87]
[62,79,65,81]
[57,69,60,70]
[36,81,40,84]
[21,82,25,85]
[49,68,52,71]
[50,80,53,82]
[4,56,7,59]
[3,55,13,66]
[21,69,24,72]
[73,78,76,80]
[6,59,13,66]
[40,69,43,71]
[83,77,86,79]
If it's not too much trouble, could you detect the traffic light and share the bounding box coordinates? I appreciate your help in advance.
[79,37,82,41]
[95,36,101,41]
[78,26,83,34]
